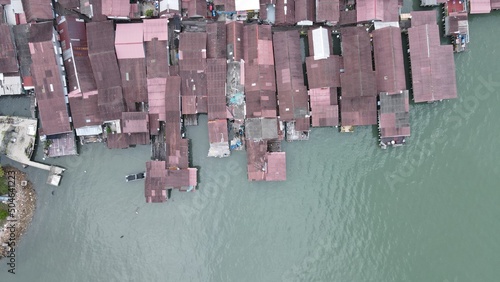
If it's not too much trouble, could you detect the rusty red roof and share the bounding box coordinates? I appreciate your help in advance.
[181,0,206,17]
[29,39,72,135]
[246,90,278,118]
[273,30,309,121]
[178,32,207,72]
[309,87,339,127]
[207,22,227,59]
[340,27,376,98]
[143,18,169,41]
[379,91,410,138]
[107,133,130,149]
[21,0,54,22]
[246,140,286,181]
[122,112,149,133]
[306,56,342,89]
[145,160,168,203]
[166,168,197,189]
[180,70,207,113]
[226,21,243,61]
[372,26,406,95]
[206,58,227,120]
[57,16,97,94]
[145,40,169,79]
[408,24,457,102]
[68,90,102,129]
[410,10,437,27]
[149,113,160,135]
[118,58,148,111]
[339,10,357,25]
[295,0,315,22]
[275,0,295,25]
[316,0,340,23]
[213,0,235,11]
[97,86,125,121]
[340,96,378,126]
[356,0,399,23]
[208,119,229,144]
[58,0,79,8]
[0,24,18,74]
[244,24,274,65]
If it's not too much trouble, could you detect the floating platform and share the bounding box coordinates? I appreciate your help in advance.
[126,172,146,182]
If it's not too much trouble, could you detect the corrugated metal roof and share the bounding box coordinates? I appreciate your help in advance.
[181,0,206,17]
[13,24,32,79]
[356,0,399,23]
[206,22,227,59]
[410,10,437,27]
[309,87,339,127]
[245,118,279,140]
[0,24,18,74]
[145,160,168,203]
[97,86,125,121]
[147,77,167,121]
[275,0,295,25]
[102,0,131,18]
[469,0,491,13]
[118,58,148,111]
[306,55,342,89]
[68,90,102,129]
[145,39,169,79]
[122,112,149,133]
[295,0,315,22]
[208,119,229,144]
[206,58,227,120]
[265,152,286,181]
[408,24,457,102]
[21,0,54,22]
[178,32,207,72]
[340,96,378,126]
[340,26,376,98]
[115,23,145,59]
[379,90,410,138]
[29,39,72,135]
[273,30,309,121]
[308,26,331,60]
[372,26,406,95]
[246,90,278,118]
[226,21,243,61]
[316,0,340,23]
[491,0,500,10]
[143,18,169,42]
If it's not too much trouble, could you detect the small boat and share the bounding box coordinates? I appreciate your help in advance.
[125,172,146,182]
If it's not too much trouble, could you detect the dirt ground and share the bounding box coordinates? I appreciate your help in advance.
[0,166,36,260]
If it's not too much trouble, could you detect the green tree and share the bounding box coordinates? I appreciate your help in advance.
[145,9,154,17]
[0,166,4,178]
[0,207,8,221]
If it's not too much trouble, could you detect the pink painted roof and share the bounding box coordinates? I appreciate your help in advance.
[147,77,167,121]
[143,19,169,41]
[410,10,437,27]
[208,119,229,144]
[102,0,131,18]
[266,152,286,181]
[122,112,149,133]
[115,23,145,59]
[356,0,399,23]
[469,0,491,13]
[145,161,168,203]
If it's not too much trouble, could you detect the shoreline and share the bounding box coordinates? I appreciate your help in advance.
[0,166,36,260]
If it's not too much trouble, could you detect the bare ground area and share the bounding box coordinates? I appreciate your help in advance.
[0,166,36,260]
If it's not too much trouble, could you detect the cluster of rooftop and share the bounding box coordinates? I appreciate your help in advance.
[0,0,468,201]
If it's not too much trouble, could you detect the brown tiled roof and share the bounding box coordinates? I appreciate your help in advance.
[87,21,116,54]
[68,90,102,128]
[410,10,437,27]
[107,133,129,149]
[147,77,167,121]
[295,0,315,22]
[340,96,378,126]
[309,87,339,127]
[145,40,169,78]
[21,0,54,22]
[145,160,168,203]
[226,21,243,61]
[0,24,18,74]
[118,58,148,111]
[275,0,295,25]
[273,30,309,121]
[28,21,53,43]
[122,112,149,133]
[265,152,286,181]
[306,56,342,89]
[372,26,406,95]
[88,51,123,90]
[356,0,399,23]
[206,22,227,59]
[340,27,376,98]
[57,16,97,94]
[379,90,410,138]
[408,24,457,102]
[206,58,227,120]
[316,0,340,23]
[208,119,229,144]
[30,39,72,135]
